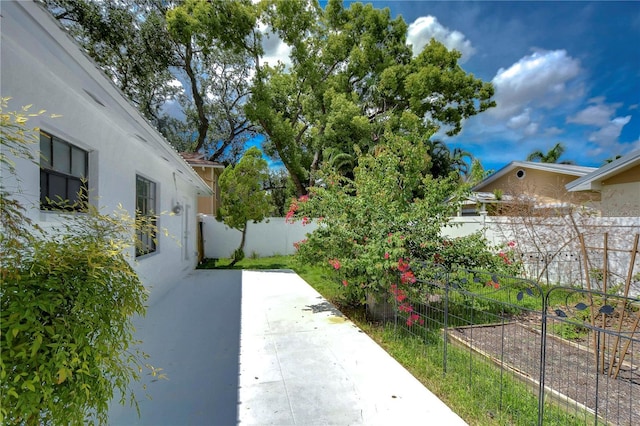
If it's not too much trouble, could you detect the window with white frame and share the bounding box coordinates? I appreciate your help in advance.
[39,131,88,211]
[135,174,157,257]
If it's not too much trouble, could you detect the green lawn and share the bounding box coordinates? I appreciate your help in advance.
[201,256,587,426]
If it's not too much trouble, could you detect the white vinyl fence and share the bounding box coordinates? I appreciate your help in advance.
[200,215,318,259]
[201,214,639,294]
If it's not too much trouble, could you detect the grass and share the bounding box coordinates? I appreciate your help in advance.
[202,255,589,425]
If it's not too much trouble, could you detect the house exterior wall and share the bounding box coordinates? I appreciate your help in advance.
[600,182,640,217]
[1,1,208,303]
[597,165,640,217]
[477,167,576,202]
[602,164,640,186]
[192,166,223,215]
[476,167,599,210]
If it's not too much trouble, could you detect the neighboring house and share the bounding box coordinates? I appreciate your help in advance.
[1,1,212,301]
[180,152,225,215]
[461,161,599,216]
[566,150,640,217]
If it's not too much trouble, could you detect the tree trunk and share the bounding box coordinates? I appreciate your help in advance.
[184,42,209,153]
[229,223,247,267]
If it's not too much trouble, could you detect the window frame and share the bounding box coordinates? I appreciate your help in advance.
[135,174,158,257]
[39,131,89,211]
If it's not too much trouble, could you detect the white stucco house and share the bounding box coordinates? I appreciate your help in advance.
[1,0,212,302]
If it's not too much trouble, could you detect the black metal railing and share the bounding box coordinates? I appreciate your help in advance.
[376,263,639,425]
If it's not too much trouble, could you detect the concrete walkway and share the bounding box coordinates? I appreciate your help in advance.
[108,270,466,425]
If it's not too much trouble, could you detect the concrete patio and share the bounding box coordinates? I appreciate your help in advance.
[108,269,466,425]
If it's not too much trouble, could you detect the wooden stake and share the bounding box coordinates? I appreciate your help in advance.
[612,313,639,380]
[578,233,598,369]
[607,233,639,377]
[600,233,608,373]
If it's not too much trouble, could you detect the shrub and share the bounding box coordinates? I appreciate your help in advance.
[1,208,150,425]
[1,99,154,425]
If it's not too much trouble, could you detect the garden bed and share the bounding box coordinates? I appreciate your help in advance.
[448,321,639,425]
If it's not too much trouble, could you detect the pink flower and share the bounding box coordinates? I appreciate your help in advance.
[285,201,298,223]
[293,239,307,251]
[342,280,348,287]
[384,252,390,260]
[486,280,500,289]
[398,302,413,313]
[391,284,408,302]
[407,313,423,326]
[397,258,410,273]
[498,252,512,265]
[298,195,309,202]
[329,258,341,270]
[401,271,416,284]
[508,240,516,248]
[302,216,310,226]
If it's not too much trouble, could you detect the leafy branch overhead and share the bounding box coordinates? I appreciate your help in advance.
[45,0,495,181]
[247,0,495,195]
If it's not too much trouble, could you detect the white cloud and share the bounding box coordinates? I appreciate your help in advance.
[567,103,620,126]
[406,16,475,62]
[506,108,531,129]
[167,79,183,90]
[588,115,631,145]
[568,99,632,147]
[490,49,582,120]
[257,23,292,68]
[523,122,539,136]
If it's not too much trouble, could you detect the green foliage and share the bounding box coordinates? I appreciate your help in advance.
[165,0,258,156]
[1,101,153,425]
[1,208,150,425]
[526,142,574,164]
[248,0,495,195]
[265,168,296,216]
[291,134,469,306]
[44,0,177,123]
[218,147,272,266]
[0,99,45,255]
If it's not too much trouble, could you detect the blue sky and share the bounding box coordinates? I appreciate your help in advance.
[261,0,640,171]
[385,0,640,171]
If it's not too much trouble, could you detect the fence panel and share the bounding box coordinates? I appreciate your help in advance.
[543,287,640,425]
[381,262,639,425]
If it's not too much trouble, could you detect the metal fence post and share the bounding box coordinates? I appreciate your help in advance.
[538,289,549,426]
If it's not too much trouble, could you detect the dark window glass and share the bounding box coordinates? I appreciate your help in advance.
[39,132,88,211]
[135,175,157,257]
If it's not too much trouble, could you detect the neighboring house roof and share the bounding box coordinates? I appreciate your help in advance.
[16,1,212,196]
[180,152,226,169]
[472,161,597,192]
[566,150,640,192]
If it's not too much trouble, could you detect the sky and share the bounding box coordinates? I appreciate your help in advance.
[260,0,640,172]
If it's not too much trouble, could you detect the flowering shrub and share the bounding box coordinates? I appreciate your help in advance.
[289,134,518,314]
[290,134,464,307]
[390,259,424,326]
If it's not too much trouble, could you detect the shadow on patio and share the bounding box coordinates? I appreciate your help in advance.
[108,269,466,425]
[108,270,242,425]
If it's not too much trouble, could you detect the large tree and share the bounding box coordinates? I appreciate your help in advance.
[165,0,259,162]
[44,0,179,124]
[247,0,496,196]
[46,0,260,163]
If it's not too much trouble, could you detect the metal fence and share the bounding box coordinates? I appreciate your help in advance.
[375,264,639,425]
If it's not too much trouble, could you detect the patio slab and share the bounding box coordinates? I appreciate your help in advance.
[108,269,466,425]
